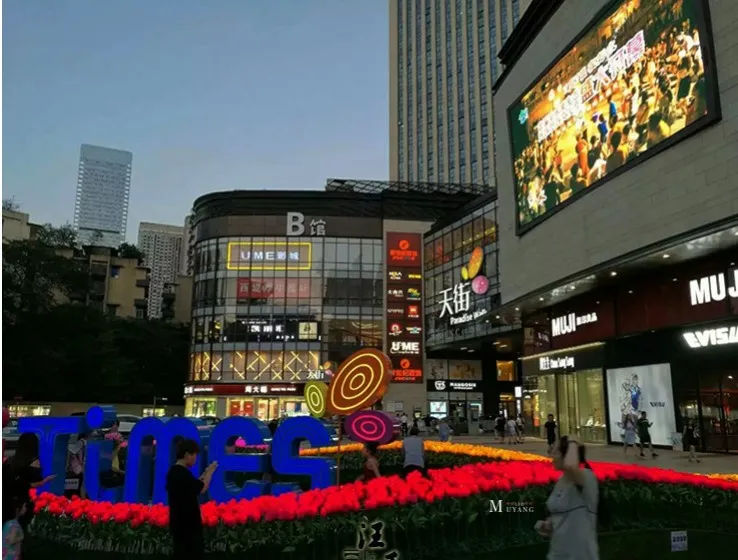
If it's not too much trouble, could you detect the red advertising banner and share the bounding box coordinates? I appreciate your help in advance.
[237,278,311,301]
[385,232,424,383]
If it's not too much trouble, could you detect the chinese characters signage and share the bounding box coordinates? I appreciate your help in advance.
[509,0,716,232]
[286,212,327,237]
[385,232,423,383]
[237,278,312,301]
[551,312,598,337]
[226,241,312,271]
[184,384,306,396]
[343,519,400,560]
[438,247,490,326]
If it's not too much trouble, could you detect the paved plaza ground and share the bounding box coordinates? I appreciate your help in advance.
[439,434,738,476]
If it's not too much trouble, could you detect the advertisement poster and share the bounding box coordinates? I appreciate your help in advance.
[508,0,716,231]
[448,360,483,380]
[385,233,423,383]
[606,363,676,446]
[426,359,448,380]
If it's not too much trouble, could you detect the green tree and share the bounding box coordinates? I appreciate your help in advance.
[117,242,145,264]
[3,198,20,211]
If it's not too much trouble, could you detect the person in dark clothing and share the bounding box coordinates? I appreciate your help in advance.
[2,433,55,533]
[544,414,557,455]
[637,411,658,459]
[166,439,217,559]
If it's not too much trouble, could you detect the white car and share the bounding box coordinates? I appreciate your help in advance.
[116,415,142,435]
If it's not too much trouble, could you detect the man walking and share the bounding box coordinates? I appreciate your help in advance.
[637,411,658,459]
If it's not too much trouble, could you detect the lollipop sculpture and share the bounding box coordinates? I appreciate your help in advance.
[304,348,397,468]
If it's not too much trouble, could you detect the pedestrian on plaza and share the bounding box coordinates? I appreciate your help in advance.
[637,411,658,459]
[106,420,123,443]
[166,439,217,560]
[2,495,26,560]
[544,414,557,455]
[683,420,701,463]
[438,418,452,443]
[402,427,425,477]
[67,431,90,498]
[506,417,518,445]
[100,437,125,488]
[400,413,409,437]
[495,415,506,443]
[536,436,600,560]
[622,414,637,457]
[516,415,525,443]
[2,433,55,535]
[358,443,381,482]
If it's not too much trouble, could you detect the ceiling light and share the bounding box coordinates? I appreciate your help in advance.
[731,262,735,266]
[494,341,501,345]
[496,315,501,319]
[515,307,520,311]
[734,231,738,236]
[628,290,633,294]
[610,271,617,277]
[673,278,678,282]
[596,301,600,305]
[499,344,507,349]
[539,297,544,301]
[468,349,474,353]
[460,347,467,351]
[662,254,670,259]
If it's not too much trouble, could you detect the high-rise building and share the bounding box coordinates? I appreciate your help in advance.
[137,222,184,319]
[180,214,195,276]
[389,0,531,184]
[73,144,133,248]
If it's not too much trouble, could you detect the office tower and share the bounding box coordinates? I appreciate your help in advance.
[137,222,184,319]
[389,0,530,184]
[73,144,133,247]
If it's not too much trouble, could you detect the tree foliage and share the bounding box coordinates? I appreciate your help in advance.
[3,227,189,404]
[3,198,20,211]
[117,242,145,264]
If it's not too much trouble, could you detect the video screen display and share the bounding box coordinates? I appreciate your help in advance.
[508,0,718,232]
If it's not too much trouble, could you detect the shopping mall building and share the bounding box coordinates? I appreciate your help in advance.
[481,0,738,452]
[184,180,485,421]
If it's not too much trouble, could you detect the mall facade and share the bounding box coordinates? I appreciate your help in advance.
[185,179,483,421]
[485,0,738,452]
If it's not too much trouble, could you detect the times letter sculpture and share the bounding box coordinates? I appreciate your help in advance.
[16,348,396,505]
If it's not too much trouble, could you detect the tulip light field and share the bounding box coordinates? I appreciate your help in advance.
[28,440,738,559]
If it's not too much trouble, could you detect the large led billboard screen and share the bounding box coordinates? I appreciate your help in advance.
[508,0,720,233]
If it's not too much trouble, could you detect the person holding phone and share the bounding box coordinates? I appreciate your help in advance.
[535,436,599,560]
[166,439,217,559]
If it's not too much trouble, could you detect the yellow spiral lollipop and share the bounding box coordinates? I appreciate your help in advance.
[305,381,329,418]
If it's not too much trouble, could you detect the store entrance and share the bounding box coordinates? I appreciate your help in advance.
[699,371,738,453]
[557,372,579,439]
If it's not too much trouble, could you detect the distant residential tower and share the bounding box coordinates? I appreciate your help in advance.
[138,222,184,319]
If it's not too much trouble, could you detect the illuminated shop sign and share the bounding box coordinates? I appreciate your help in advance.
[682,326,738,349]
[298,322,319,341]
[385,232,424,383]
[688,269,738,306]
[551,312,598,337]
[539,356,575,371]
[237,278,312,301]
[426,380,481,392]
[389,340,420,355]
[227,241,312,271]
[184,384,306,396]
[286,212,326,237]
[386,233,421,267]
[438,248,490,325]
[509,0,718,232]
[392,357,423,383]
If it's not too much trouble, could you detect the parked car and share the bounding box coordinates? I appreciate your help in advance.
[117,414,142,435]
[199,416,221,426]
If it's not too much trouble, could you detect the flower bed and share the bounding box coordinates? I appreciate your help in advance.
[29,442,738,558]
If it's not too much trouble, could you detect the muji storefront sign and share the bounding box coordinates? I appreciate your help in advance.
[688,269,738,306]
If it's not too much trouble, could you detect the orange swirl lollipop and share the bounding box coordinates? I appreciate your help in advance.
[327,348,392,415]
[467,246,484,279]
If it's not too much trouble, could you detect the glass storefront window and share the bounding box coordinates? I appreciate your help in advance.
[185,399,217,417]
[576,369,606,443]
[142,407,166,417]
[497,360,515,381]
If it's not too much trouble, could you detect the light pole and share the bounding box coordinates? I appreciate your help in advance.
[152,396,168,417]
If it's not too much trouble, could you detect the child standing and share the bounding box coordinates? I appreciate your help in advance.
[2,498,25,560]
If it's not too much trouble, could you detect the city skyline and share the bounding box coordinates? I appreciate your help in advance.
[2,0,389,241]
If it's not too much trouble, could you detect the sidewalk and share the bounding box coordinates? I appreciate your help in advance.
[439,434,738,476]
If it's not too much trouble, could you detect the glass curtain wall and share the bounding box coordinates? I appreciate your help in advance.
[190,236,384,385]
[424,202,499,346]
